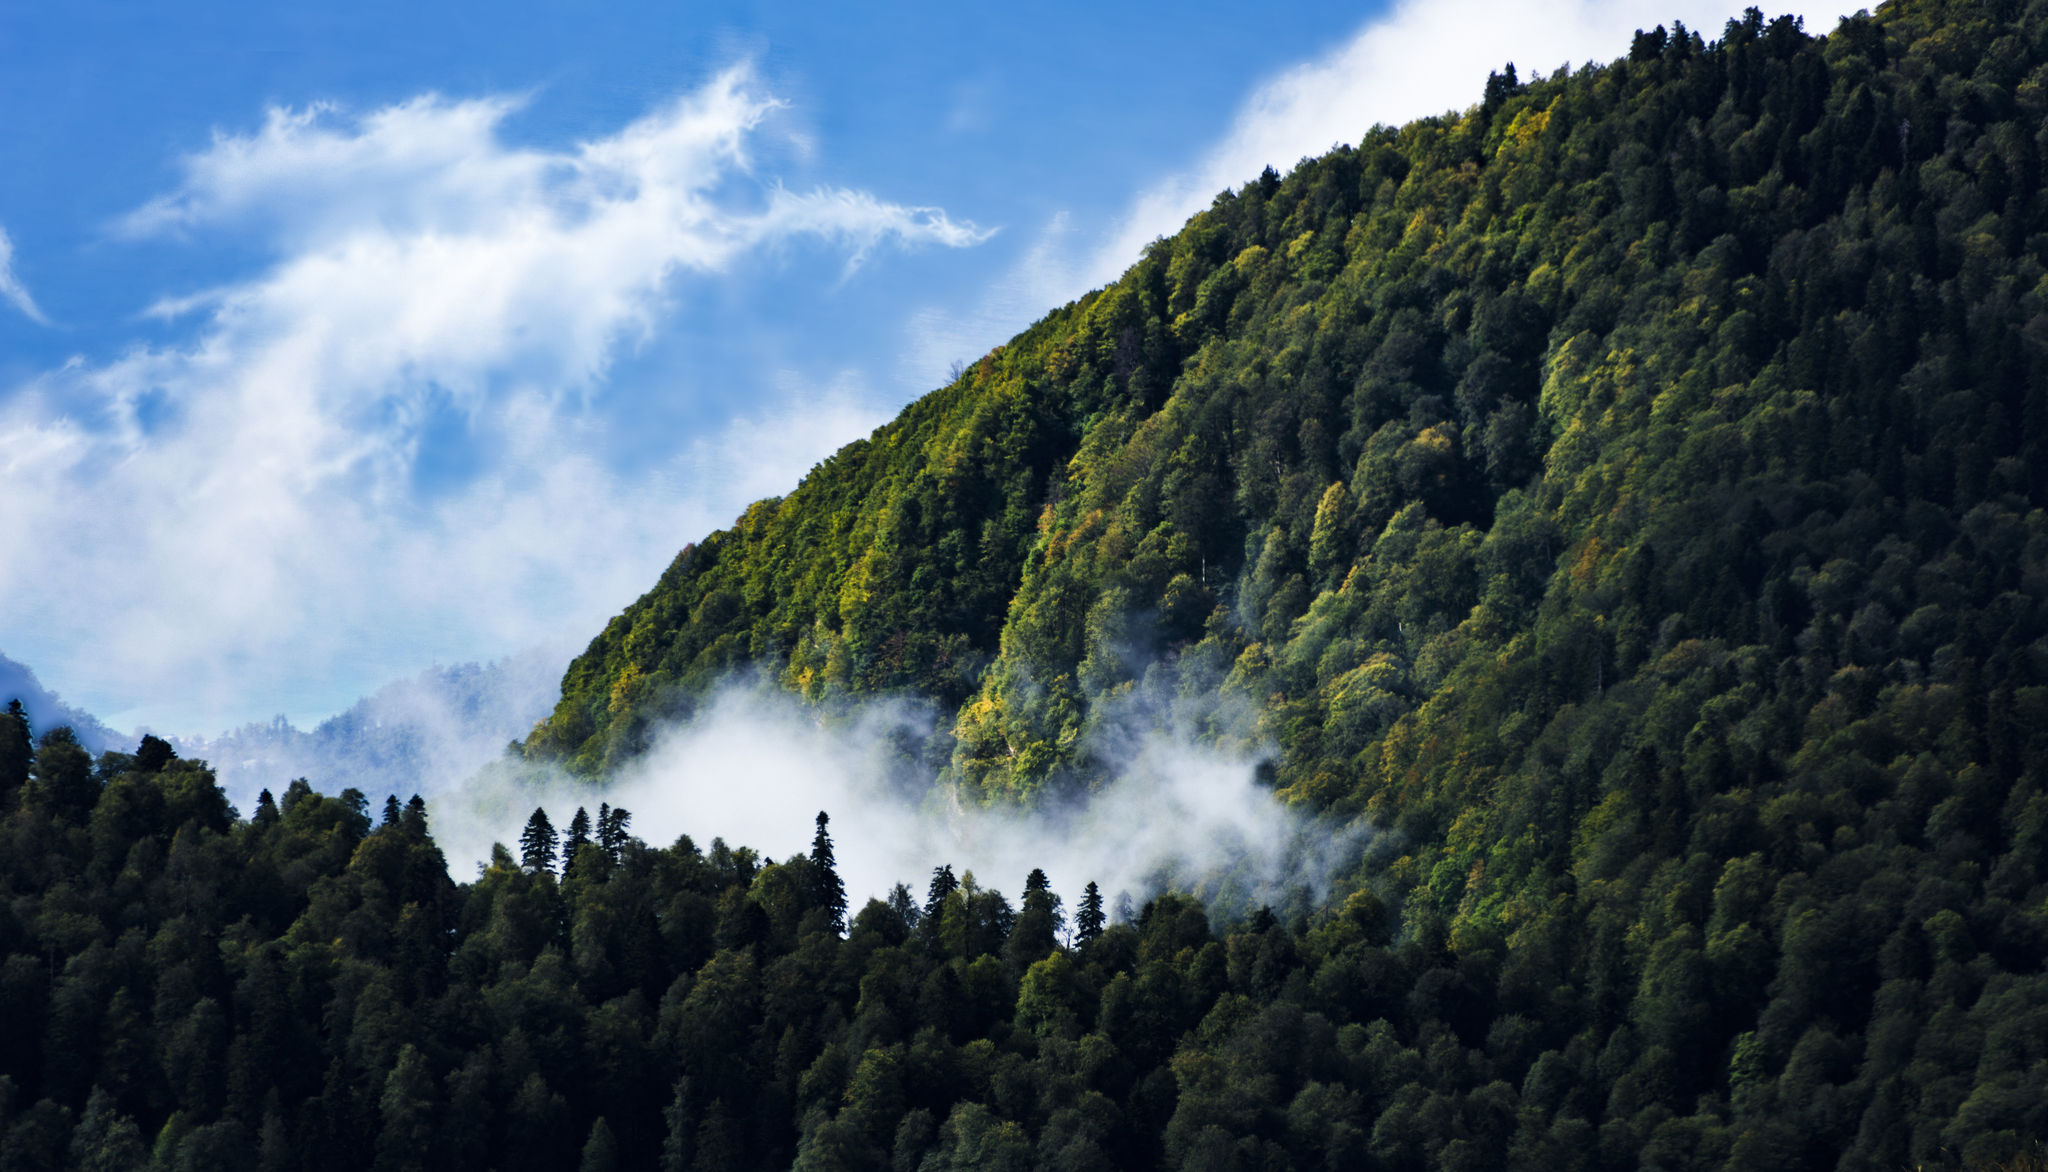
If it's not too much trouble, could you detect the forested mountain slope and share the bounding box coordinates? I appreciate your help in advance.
[4,1,2048,1169]
[514,0,2048,1157]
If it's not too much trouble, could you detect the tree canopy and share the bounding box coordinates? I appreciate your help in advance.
[8,0,2048,1166]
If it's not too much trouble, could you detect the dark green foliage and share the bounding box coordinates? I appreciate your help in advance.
[578,1118,618,1172]
[924,865,959,921]
[1076,882,1105,945]
[0,743,404,1171]
[12,1,2048,1167]
[566,807,592,868]
[1007,870,1063,973]
[810,812,847,933]
[68,1086,146,1172]
[0,739,2041,1169]
[132,733,174,774]
[660,1079,693,1172]
[521,0,2048,820]
[0,701,30,806]
[505,1075,571,1172]
[401,794,426,837]
[516,0,2042,1159]
[519,807,557,874]
[372,1046,434,1172]
[30,728,95,819]
[597,802,631,860]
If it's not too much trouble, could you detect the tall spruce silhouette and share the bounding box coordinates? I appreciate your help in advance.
[1077,881,1105,944]
[924,864,958,920]
[519,807,558,873]
[810,811,847,932]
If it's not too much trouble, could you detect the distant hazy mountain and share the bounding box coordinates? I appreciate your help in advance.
[175,644,570,805]
[0,650,127,754]
[3,645,567,806]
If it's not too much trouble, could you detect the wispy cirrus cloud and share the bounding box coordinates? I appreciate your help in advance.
[0,226,48,324]
[0,64,986,732]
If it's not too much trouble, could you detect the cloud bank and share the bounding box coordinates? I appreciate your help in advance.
[434,687,1380,926]
[0,66,984,732]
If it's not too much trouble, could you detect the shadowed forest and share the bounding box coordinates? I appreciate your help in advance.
[6,0,2048,1167]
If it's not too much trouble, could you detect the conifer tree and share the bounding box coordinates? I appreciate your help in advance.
[519,807,558,873]
[1022,869,1062,932]
[442,1051,491,1172]
[31,728,93,818]
[598,804,631,859]
[810,810,847,932]
[694,1100,739,1172]
[565,807,592,871]
[924,864,958,920]
[381,795,402,829]
[401,795,427,837]
[372,1045,435,1172]
[0,698,30,798]
[134,733,175,773]
[1076,882,1105,944]
[68,1087,145,1172]
[340,787,371,838]
[258,1093,289,1172]
[578,1119,618,1172]
[506,1074,571,1172]
[888,883,922,931]
[1482,61,1520,113]
[660,1078,693,1172]
[1007,868,1062,966]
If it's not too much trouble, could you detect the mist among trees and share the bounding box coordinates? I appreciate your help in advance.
[6,0,2048,1166]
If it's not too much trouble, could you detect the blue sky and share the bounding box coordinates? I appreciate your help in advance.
[0,0,1850,735]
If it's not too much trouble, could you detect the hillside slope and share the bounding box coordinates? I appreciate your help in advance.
[4,4,2043,1171]
[514,0,2048,1159]
[530,0,2048,800]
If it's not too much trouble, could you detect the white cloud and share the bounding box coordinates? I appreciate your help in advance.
[0,65,987,733]
[0,226,49,324]
[433,687,1377,920]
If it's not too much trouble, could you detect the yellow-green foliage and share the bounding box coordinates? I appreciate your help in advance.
[510,2,2048,1160]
